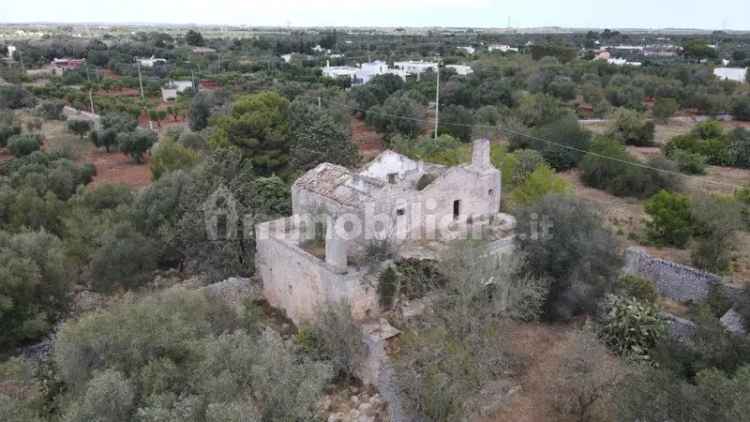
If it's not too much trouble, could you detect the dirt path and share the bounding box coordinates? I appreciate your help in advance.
[486,323,571,422]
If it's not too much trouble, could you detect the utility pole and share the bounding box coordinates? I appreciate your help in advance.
[137,61,145,100]
[85,64,95,114]
[136,60,152,130]
[434,64,440,140]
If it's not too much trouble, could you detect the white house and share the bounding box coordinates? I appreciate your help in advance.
[457,46,476,55]
[161,80,195,101]
[714,67,748,83]
[281,54,294,63]
[446,64,474,76]
[322,64,360,81]
[322,60,408,86]
[488,44,518,53]
[393,60,438,75]
[607,58,642,67]
[137,56,167,68]
[7,45,15,59]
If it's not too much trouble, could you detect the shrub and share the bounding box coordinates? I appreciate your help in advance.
[378,266,398,309]
[510,164,571,207]
[150,138,199,180]
[66,119,92,139]
[395,258,448,301]
[608,108,655,146]
[366,93,423,139]
[35,100,66,121]
[438,104,474,142]
[670,149,707,174]
[644,190,693,247]
[653,97,679,121]
[581,137,679,198]
[690,195,743,273]
[89,222,158,292]
[516,194,622,320]
[7,134,41,157]
[305,301,365,381]
[117,128,157,164]
[732,96,750,121]
[0,85,36,109]
[63,369,135,422]
[177,131,208,150]
[508,148,547,187]
[0,112,21,147]
[528,114,592,170]
[617,275,658,304]
[548,328,626,422]
[515,93,567,127]
[664,133,731,166]
[599,295,666,360]
[728,128,750,168]
[81,184,133,211]
[0,230,68,349]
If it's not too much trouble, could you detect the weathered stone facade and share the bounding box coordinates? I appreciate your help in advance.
[256,140,510,325]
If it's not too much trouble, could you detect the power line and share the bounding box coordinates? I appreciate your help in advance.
[312,98,746,191]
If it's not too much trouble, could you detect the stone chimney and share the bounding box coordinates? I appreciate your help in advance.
[325,216,347,274]
[471,139,492,169]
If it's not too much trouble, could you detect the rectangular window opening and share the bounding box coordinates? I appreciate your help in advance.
[453,200,461,220]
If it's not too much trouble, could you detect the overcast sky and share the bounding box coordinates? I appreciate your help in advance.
[1,0,748,30]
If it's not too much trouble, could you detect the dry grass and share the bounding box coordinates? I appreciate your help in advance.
[479,321,629,422]
[558,169,645,240]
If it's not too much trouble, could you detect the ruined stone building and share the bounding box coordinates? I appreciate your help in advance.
[255,139,514,324]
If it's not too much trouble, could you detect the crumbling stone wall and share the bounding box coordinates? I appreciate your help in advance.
[255,220,379,325]
[623,247,741,302]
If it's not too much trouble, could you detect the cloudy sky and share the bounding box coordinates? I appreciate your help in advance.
[1,0,748,30]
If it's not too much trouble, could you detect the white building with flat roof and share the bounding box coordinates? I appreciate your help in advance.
[322,60,408,86]
[457,46,476,55]
[714,67,748,83]
[488,44,518,53]
[137,56,167,68]
[446,64,474,76]
[393,60,438,75]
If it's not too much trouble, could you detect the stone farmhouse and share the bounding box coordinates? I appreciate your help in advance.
[255,139,515,324]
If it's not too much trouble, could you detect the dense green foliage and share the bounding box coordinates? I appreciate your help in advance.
[7,134,41,157]
[580,137,679,198]
[644,190,693,247]
[210,91,290,175]
[47,288,333,422]
[515,194,622,320]
[599,295,666,360]
[117,128,157,164]
[150,138,199,180]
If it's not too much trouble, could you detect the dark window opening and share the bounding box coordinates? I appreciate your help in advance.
[216,214,228,239]
[488,189,494,196]
[387,173,397,184]
[396,208,406,216]
[453,200,461,220]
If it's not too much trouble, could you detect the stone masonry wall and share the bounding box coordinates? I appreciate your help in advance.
[623,247,740,302]
[255,221,379,325]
